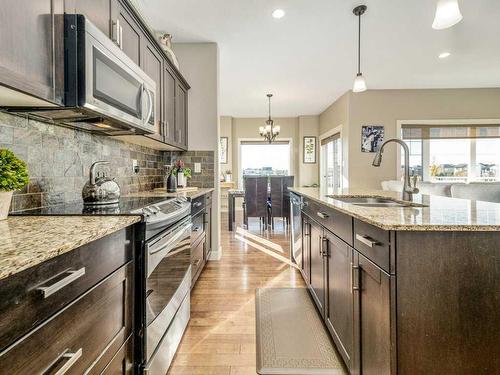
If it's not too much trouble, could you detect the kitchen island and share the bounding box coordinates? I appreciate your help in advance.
[290,187,500,375]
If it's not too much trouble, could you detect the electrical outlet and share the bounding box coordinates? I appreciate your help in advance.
[194,163,201,173]
[132,159,139,174]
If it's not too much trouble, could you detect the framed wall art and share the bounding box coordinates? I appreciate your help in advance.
[303,136,317,164]
[361,125,384,153]
[220,137,228,164]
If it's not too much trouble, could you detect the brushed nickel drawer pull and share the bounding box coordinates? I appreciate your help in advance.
[317,211,329,219]
[351,265,360,292]
[193,202,203,208]
[356,234,378,248]
[193,259,201,267]
[37,268,86,298]
[44,348,83,375]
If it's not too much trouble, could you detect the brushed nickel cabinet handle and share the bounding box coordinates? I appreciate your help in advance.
[36,268,86,298]
[317,212,329,219]
[193,202,202,208]
[352,265,360,292]
[43,348,83,375]
[193,259,201,267]
[356,234,378,248]
[111,19,120,46]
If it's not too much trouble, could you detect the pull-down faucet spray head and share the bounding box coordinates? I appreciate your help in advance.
[372,150,383,167]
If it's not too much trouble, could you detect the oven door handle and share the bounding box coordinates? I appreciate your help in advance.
[149,223,192,256]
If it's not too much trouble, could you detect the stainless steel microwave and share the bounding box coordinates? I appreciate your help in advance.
[10,15,156,135]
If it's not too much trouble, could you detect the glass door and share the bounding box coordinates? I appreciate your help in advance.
[321,133,341,193]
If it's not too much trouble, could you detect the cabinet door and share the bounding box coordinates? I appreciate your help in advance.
[68,0,114,37]
[301,215,311,285]
[325,231,354,370]
[353,252,392,375]
[204,204,212,260]
[0,0,64,104]
[164,68,176,144]
[175,82,188,149]
[116,3,142,65]
[309,219,325,316]
[142,41,163,137]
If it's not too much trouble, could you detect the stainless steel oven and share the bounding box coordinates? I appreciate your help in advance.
[13,15,156,135]
[143,216,192,375]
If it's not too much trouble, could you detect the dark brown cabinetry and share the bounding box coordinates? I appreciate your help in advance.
[67,0,115,37]
[116,2,142,65]
[164,68,177,144]
[142,41,164,137]
[324,230,354,370]
[309,218,326,317]
[0,0,64,105]
[190,192,213,288]
[175,83,188,147]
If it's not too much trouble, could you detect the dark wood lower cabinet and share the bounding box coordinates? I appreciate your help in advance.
[0,262,134,374]
[324,230,354,370]
[101,336,134,375]
[309,218,326,317]
[353,253,392,375]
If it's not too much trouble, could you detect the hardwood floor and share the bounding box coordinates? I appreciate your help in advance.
[167,212,305,375]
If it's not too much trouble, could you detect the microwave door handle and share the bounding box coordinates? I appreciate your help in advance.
[143,85,154,125]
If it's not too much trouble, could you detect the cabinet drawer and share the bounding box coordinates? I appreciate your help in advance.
[0,262,133,374]
[0,227,134,351]
[191,196,205,216]
[101,335,134,375]
[191,211,205,244]
[191,235,205,285]
[353,220,390,273]
[303,198,353,245]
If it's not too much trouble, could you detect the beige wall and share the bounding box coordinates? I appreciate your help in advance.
[174,42,221,259]
[298,116,320,186]
[318,88,500,189]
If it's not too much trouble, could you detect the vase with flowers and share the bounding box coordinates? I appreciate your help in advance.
[173,160,192,188]
[0,149,29,220]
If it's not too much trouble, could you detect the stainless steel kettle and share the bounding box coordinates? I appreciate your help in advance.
[82,161,121,205]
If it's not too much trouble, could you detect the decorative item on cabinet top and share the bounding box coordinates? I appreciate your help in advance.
[157,32,180,69]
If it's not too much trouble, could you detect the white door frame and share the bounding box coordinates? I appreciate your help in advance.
[319,125,343,195]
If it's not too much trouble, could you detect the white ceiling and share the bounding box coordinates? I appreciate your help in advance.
[135,0,500,117]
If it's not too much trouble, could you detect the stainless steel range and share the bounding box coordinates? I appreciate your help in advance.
[132,197,192,375]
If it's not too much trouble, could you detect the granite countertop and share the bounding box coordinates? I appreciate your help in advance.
[290,187,500,231]
[0,215,141,281]
[126,187,214,200]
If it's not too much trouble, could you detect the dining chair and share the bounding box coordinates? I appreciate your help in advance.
[269,176,294,229]
[242,176,269,228]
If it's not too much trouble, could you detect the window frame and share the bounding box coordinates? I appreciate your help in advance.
[396,119,500,183]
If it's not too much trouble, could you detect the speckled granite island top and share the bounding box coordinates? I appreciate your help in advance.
[290,187,500,231]
[126,187,214,200]
[0,215,141,280]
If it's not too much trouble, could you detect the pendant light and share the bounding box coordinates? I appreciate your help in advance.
[259,94,280,144]
[353,5,367,93]
[432,0,463,30]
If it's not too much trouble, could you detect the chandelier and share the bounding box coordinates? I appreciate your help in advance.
[259,94,280,143]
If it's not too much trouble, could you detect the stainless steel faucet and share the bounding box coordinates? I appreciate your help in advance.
[372,139,419,201]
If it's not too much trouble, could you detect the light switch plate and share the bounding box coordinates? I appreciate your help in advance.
[132,159,139,174]
[194,163,201,173]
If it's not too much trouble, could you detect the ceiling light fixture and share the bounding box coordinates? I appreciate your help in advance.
[272,9,285,19]
[439,52,451,59]
[432,0,463,30]
[352,5,367,93]
[259,94,280,144]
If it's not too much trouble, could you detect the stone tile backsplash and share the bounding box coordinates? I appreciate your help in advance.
[166,151,215,189]
[0,112,167,211]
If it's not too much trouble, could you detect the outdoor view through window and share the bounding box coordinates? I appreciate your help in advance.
[240,142,290,179]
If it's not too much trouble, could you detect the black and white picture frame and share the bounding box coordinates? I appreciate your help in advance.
[303,136,317,164]
[220,137,228,164]
[361,126,384,153]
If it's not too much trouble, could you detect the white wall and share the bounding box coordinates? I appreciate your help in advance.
[174,42,222,259]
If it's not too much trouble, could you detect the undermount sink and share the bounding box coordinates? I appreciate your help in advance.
[328,196,425,208]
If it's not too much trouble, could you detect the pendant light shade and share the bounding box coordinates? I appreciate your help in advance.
[353,73,367,93]
[353,5,367,93]
[432,0,463,30]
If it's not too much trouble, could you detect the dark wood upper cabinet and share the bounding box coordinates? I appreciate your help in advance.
[142,41,163,137]
[324,231,354,370]
[164,67,176,144]
[67,0,115,37]
[0,0,64,105]
[175,82,188,149]
[115,3,142,65]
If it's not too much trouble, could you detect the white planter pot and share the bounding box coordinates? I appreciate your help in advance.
[0,191,13,220]
[177,173,187,188]
[225,175,232,183]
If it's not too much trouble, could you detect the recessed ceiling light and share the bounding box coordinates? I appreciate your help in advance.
[272,9,285,19]
[439,52,451,59]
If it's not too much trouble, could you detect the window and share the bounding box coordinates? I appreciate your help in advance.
[240,141,291,181]
[400,122,500,182]
[321,133,342,191]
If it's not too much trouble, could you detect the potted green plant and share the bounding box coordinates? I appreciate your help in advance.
[172,160,192,188]
[0,149,29,220]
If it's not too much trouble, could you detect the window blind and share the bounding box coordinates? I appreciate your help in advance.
[320,132,341,146]
[401,123,500,140]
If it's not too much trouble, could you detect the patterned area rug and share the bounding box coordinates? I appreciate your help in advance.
[255,288,347,375]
